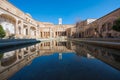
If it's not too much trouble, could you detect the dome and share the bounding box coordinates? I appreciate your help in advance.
[26,13,32,17]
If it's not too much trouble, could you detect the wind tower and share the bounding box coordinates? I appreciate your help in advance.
[58,18,62,25]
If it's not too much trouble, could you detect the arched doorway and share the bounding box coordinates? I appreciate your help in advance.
[30,27,36,38]
[0,14,16,38]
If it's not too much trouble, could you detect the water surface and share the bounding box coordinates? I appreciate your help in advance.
[0,40,120,80]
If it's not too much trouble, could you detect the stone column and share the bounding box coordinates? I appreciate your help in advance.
[55,32,57,38]
[15,19,19,38]
[42,32,44,38]
[50,28,52,38]
[39,31,41,38]
[36,27,40,39]
[21,21,24,38]
[57,32,58,38]
[28,47,30,55]
[46,32,47,38]
[58,32,59,37]
[21,49,24,59]
[27,26,30,38]
[45,32,46,38]
[53,31,55,38]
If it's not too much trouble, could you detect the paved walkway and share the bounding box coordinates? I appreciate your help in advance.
[0,39,40,48]
[70,39,120,50]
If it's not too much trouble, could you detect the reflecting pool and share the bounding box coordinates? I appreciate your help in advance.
[0,40,120,80]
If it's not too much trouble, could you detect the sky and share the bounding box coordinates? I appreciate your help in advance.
[9,0,120,24]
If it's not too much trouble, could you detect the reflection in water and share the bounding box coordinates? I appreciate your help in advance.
[74,42,120,70]
[1,51,17,67]
[0,40,120,80]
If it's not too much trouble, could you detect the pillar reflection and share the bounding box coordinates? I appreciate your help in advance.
[0,40,120,80]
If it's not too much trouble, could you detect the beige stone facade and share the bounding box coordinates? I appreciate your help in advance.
[66,27,77,38]
[37,22,75,39]
[0,0,75,39]
[75,8,120,38]
[0,0,39,39]
[75,19,96,38]
[1,0,119,39]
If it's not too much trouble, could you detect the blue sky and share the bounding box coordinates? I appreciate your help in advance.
[9,0,120,24]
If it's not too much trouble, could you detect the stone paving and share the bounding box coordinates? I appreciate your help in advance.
[70,38,120,50]
[0,39,40,48]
